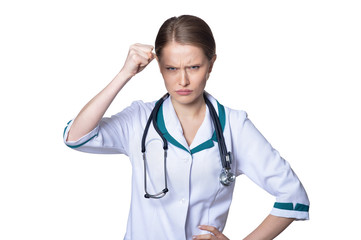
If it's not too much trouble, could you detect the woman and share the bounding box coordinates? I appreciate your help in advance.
[64,15,309,240]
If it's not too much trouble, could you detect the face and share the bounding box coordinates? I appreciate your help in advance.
[157,42,216,107]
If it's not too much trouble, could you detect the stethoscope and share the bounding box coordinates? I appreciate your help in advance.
[141,93,235,199]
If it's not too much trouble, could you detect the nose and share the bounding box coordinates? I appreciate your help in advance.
[179,69,190,87]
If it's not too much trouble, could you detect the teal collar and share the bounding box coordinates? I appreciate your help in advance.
[156,99,226,155]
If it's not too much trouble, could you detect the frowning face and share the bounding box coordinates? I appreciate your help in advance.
[157,42,216,108]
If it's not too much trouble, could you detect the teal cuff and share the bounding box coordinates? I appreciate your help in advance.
[273,202,309,212]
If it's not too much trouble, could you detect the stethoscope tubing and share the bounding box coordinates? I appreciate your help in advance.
[141,92,234,198]
[204,94,230,170]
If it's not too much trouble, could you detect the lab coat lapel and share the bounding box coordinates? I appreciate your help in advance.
[189,106,214,150]
[162,97,191,153]
[161,94,219,154]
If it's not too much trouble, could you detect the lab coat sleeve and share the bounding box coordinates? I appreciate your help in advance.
[230,110,310,220]
[63,100,150,155]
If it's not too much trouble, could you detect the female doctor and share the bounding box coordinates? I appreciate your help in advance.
[64,15,309,240]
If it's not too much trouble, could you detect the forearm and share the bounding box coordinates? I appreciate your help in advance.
[243,214,294,240]
[66,43,155,141]
[67,70,131,141]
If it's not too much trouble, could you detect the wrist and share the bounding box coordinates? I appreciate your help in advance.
[104,70,132,97]
[116,69,134,83]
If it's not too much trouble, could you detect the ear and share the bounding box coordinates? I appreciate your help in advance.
[208,54,217,74]
[155,54,162,70]
[154,53,159,63]
[206,55,217,80]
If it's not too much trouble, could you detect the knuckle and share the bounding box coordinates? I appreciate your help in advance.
[129,44,137,50]
[131,43,142,49]
[128,49,137,57]
[206,233,213,239]
[209,226,216,231]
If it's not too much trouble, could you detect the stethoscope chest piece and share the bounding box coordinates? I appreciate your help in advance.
[219,169,235,186]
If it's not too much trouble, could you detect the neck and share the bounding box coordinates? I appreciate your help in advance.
[171,95,206,120]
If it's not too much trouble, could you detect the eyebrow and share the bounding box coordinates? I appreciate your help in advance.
[163,63,203,68]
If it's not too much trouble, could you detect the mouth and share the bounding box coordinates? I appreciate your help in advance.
[175,89,193,96]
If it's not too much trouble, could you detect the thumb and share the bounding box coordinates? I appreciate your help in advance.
[149,52,156,62]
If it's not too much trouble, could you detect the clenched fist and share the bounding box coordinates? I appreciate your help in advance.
[121,43,155,78]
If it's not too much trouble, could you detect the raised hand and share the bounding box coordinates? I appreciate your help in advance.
[120,43,155,78]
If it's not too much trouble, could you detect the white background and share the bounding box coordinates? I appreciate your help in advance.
[1,0,360,239]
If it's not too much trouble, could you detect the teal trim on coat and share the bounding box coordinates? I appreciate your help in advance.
[63,125,68,138]
[156,100,226,155]
[66,134,99,149]
[190,139,214,155]
[63,120,72,138]
[63,120,98,149]
[295,203,310,212]
[157,104,190,153]
[273,202,309,212]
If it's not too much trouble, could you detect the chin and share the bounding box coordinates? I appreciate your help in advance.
[170,93,204,106]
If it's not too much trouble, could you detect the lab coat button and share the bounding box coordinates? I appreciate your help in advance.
[180,198,186,204]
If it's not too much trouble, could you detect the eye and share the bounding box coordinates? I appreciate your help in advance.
[190,66,200,70]
[166,67,177,71]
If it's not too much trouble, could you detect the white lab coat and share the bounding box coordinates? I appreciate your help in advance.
[63,93,309,240]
